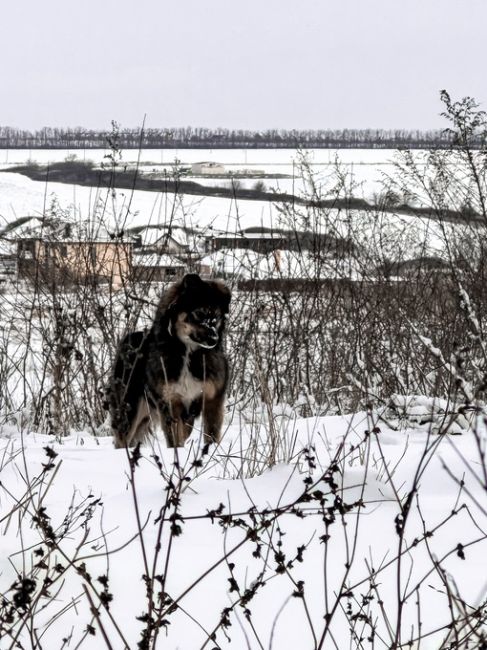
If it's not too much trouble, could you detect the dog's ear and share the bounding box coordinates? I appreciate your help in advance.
[163,274,201,312]
[215,281,231,313]
[181,273,203,292]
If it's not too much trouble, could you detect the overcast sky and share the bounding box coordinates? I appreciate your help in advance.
[2,0,486,131]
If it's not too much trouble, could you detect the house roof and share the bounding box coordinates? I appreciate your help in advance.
[192,161,224,167]
[2,217,134,244]
[240,232,286,240]
[210,228,286,241]
[1,216,45,238]
[30,238,132,245]
[132,253,185,268]
[0,238,15,256]
[210,233,246,241]
[135,225,189,248]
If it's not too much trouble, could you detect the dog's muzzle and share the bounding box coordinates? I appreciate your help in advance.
[192,326,219,349]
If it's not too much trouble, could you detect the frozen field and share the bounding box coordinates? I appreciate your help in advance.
[0,168,470,264]
[0,147,419,224]
[0,144,472,264]
[0,170,278,232]
[0,146,411,169]
[0,147,479,264]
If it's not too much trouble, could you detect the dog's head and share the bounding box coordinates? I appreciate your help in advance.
[158,274,231,350]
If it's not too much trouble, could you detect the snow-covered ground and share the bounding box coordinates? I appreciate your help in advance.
[0,147,422,229]
[0,170,277,232]
[1,406,486,649]
[0,168,470,265]
[0,147,397,202]
[1,147,486,649]
[0,145,411,171]
[200,248,365,280]
[0,147,478,271]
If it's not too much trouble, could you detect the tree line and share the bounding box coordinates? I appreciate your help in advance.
[0,124,481,149]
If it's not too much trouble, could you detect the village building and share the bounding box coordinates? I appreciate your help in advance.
[207,228,287,254]
[131,253,185,282]
[191,162,225,175]
[206,227,356,258]
[199,248,264,280]
[0,238,17,283]
[378,256,450,279]
[1,216,49,240]
[130,225,190,255]
[17,237,132,287]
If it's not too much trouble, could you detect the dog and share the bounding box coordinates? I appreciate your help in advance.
[108,273,231,448]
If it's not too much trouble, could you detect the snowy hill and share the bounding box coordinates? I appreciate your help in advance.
[1,408,486,649]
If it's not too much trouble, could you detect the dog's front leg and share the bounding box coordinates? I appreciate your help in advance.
[159,403,178,448]
[202,395,225,444]
[159,400,192,448]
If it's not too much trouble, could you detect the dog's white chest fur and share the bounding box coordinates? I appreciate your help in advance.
[167,353,203,406]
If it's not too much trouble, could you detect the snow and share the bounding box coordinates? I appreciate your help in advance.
[0,146,413,169]
[0,147,396,218]
[0,146,422,230]
[0,170,465,272]
[201,248,366,280]
[200,248,264,278]
[1,410,486,649]
[1,146,486,647]
[0,147,481,270]
[0,171,279,233]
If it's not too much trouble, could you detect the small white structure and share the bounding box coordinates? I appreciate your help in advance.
[132,253,185,281]
[191,162,225,175]
[200,248,265,279]
[136,225,189,254]
[2,216,46,240]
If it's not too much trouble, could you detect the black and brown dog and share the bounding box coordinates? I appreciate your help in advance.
[108,274,231,448]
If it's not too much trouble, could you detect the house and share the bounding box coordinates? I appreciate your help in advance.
[17,237,132,287]
[240,228,288,253]
[194,259,212,277]
[378,256,450,279]
[206,228,287,254]
[191,162,225,175]
[131,225,190,255]
[206,232,246,253]
[4,216,137,287]
[199,248,265,280]
[131,253,185,282]
[0,238,17,282]
[1,215,109,244]
[206,227,355,257]
[0,216,48,240]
